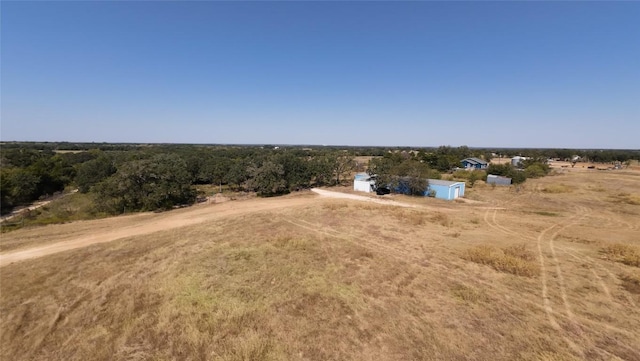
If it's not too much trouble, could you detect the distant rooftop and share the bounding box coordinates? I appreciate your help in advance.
[461,157,488,165]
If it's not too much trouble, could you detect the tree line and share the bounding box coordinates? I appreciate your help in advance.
[2,143,637,215]
[1,146,357,215]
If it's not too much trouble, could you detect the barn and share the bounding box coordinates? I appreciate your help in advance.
[486,174,512,186]
[461,157,488,169]
[353,173,376,193]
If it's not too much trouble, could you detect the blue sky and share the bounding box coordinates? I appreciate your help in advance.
[1,1,638,148]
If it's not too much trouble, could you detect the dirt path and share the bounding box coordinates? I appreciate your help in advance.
[0,190,78,223]
[0,195,316,267]
[0,188,422,267]
[310,188,418,208]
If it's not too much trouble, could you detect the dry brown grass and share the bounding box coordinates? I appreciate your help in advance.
[430,212,452,227]
[462,244,540,277]
[601,243,640,267]
[541,184,573,193]
[389,208,427,226]
[620,273,640,294]
[611,192,640,205]
[2,169,640,360]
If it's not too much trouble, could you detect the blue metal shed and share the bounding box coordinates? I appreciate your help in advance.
[393,178,465,201]
[426,179,466,200]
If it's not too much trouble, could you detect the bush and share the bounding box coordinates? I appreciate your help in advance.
[524,164,547,178]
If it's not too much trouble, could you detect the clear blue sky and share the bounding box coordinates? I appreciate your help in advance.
[1,1,638,148]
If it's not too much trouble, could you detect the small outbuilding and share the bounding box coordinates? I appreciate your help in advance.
[354,174,465,200]
[426,179,466,200]
[393,179,465,201]
[486,174,512,186]
[461,157,488,170]
[353,173,376,193]
[511,156,528,168]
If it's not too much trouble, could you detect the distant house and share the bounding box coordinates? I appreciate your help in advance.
[486,174,512,186]
[394,178,465,201]
[461,157,488,170]
[353,173,376,193]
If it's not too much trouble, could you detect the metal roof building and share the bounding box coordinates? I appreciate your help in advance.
[393,178,466,201]
[461,157,488,169]
[486,174,512,186]
[426,179,466,200]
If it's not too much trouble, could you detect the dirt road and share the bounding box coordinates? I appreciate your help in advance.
[0,188,420,267]
[0,190,78,223]
[310,188,417,207]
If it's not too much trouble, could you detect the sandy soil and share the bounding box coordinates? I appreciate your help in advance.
[0,188,423,267]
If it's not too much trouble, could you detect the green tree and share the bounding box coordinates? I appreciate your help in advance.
[94,154,195,213]
[225,159,251,191]
[274,152,312,191]
[468,171,483,187]
[246,161,287,197]
[75,155,116,193]
[328,153,355,185]
[310,156,334,186]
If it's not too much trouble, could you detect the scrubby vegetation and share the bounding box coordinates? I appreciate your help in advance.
[462,244,540,277]
[601,244,640,267]
[1,144,359,217]
[542,184,573,194]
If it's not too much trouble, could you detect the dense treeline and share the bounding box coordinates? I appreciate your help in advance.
[489,148,639,163]
[1,145,358,215]
[1,143,638,215]
[1,149,89,214]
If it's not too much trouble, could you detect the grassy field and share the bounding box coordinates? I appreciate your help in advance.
[1,169,639,360]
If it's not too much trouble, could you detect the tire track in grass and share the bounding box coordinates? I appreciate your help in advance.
[493,203,639,359]
[481,193,587,357]
[536,221,586,358]
[546,208,587,333]
[556,245,638,309]
[556,247,614,304]
[289,215,640,349]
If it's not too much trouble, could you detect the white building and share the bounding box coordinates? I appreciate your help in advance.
[353,173,376,193]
